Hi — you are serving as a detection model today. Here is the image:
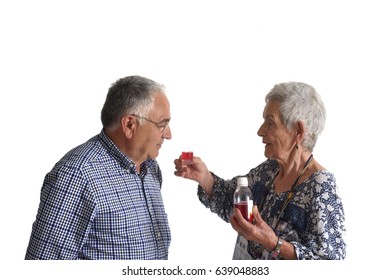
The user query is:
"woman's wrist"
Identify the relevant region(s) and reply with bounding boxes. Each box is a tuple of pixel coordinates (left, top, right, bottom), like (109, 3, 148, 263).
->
(199, 172, 215, 196)
(271, 237, 283, 258)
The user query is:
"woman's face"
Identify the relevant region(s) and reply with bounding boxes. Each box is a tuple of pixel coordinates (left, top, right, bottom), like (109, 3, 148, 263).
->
(257, 100, 296, 161)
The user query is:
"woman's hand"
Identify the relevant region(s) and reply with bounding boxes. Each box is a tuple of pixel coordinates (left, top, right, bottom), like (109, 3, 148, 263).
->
(174, 155, 214, 195)
(230, 205, 278, 252)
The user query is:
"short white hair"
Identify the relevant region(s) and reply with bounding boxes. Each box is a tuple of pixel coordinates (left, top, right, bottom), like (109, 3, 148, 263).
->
(265, 82, 326, 152)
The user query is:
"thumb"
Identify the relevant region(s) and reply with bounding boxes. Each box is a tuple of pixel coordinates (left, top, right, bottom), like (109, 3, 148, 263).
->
(252, 205, 262, 224)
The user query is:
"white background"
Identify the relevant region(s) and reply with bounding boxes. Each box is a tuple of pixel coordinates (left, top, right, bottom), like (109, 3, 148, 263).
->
(1, 0, 389, 279)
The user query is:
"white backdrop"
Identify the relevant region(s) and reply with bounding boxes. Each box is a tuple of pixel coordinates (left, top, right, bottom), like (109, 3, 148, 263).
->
(1, 0, 388, 279)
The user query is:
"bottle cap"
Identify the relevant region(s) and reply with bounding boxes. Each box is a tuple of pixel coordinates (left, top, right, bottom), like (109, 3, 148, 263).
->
(237, 176, 248, 187)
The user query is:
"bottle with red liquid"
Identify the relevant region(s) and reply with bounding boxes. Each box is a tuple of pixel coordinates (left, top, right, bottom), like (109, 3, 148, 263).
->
(233, 176, 253, 223)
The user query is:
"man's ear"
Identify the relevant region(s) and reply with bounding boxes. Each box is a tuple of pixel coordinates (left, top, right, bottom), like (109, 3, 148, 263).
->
(121, 115, 136, 139)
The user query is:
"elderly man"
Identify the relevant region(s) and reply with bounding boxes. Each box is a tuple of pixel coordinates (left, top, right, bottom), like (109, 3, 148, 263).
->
(26, 75, 172, 259)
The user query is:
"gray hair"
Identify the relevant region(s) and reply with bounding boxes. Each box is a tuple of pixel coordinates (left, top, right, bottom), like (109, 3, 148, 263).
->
(101, 75, 165, 129)
(265, 82, 326, 152)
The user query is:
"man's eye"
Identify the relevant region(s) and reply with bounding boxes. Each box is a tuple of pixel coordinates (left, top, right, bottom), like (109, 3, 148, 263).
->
(159, 121, 169, 127)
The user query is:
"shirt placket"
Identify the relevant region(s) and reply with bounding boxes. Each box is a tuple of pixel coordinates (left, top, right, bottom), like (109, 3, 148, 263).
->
(139, 167, 167, 259)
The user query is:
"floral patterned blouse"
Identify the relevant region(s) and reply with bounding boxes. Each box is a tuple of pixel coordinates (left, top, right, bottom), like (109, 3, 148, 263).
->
(198, 159, 346, 260)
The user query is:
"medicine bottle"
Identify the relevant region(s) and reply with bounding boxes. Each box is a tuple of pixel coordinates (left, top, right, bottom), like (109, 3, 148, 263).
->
(233, 176, 253, 222)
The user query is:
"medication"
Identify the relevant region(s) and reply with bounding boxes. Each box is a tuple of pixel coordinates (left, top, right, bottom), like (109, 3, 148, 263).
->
(233, 177, 253, 222)
(181, 151, 193, 164)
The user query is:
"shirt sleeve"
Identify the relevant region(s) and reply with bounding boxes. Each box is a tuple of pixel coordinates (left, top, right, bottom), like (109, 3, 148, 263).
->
(197, 160, 278, 223)
(25, 164, 95, 259)
(291, 173, 347, 260)
(197, 172, 236, 223)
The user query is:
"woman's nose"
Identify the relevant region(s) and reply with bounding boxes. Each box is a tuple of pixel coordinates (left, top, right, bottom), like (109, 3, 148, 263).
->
(257, 123, 265, 137)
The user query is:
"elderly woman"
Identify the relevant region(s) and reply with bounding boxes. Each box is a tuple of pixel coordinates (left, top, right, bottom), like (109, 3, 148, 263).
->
(174, 82, 346, 260)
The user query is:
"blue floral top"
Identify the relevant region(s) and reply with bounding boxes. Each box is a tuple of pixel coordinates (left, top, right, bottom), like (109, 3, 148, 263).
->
(198, 159, 346, 260)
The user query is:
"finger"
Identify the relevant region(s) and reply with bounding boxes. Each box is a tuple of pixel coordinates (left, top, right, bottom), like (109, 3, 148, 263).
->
(174, 162, 188, 171)
(174, 170, 184, 177)
(230, 213, 242, 232)
(174, 158, 185, 167)
(234, 207, 247, 225)
(187, 156, 201, 166)
(252, 206, 262, 224)
(231, 212, 250, 238)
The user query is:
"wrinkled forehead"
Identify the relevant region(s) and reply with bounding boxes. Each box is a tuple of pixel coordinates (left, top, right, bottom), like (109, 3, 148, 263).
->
(263, 100, 280, 118)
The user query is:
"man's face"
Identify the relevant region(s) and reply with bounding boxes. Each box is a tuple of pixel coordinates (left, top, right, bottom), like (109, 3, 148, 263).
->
(136, 92, 172, 161)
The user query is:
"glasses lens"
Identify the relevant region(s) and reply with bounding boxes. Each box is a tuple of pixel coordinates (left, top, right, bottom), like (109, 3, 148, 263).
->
(160, 125, 167, 133)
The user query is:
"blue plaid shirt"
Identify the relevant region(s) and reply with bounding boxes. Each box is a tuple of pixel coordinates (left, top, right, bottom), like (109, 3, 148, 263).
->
(25, 130, 171, 259)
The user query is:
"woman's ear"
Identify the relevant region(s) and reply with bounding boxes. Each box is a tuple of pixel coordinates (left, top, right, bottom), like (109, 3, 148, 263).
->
(295, 120, 306, 145)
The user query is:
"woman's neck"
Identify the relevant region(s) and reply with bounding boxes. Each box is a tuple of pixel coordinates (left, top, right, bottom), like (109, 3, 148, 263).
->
(278, 151, 312, 178)
(274, 151, 313, 192)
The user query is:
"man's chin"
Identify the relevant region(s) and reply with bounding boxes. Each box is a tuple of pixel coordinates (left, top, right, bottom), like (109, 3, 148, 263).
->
(147, 151, 159, 160)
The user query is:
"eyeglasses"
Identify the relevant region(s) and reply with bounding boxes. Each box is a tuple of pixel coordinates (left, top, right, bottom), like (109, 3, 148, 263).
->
(130, 114, 170, 133)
